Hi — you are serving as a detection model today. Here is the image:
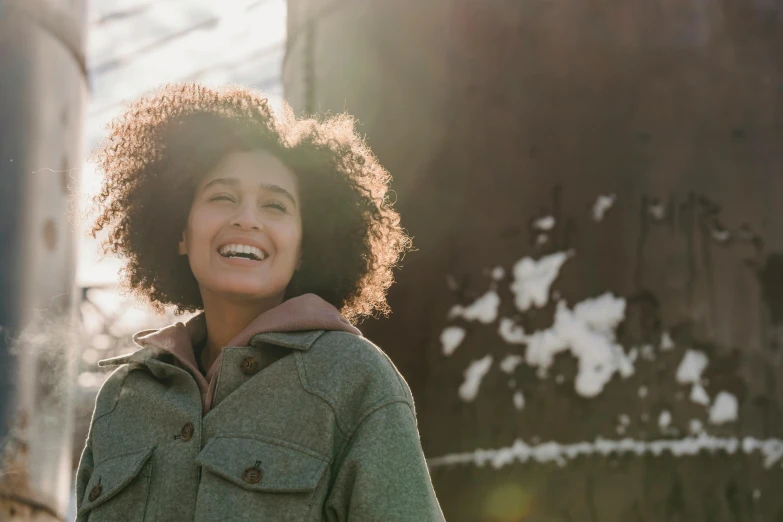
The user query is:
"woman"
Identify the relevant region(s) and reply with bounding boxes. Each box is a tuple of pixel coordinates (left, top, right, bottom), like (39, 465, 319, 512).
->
(75, 83, 445, 521)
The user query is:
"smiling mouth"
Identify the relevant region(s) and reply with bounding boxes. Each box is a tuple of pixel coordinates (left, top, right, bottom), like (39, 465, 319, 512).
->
(218, 244, 268, 261)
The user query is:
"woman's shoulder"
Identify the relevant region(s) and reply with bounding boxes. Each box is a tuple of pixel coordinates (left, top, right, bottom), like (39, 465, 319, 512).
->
(298, 331, 415, 430)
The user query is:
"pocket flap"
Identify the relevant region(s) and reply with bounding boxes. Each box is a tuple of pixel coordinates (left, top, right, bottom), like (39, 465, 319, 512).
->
(197, 436, 328, 493)
(78, 446, 154, 515)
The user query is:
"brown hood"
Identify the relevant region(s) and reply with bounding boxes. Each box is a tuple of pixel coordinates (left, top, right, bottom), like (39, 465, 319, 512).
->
(131, 293, 361, 412)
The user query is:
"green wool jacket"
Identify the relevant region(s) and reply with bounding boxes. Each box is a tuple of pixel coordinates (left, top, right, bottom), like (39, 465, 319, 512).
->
(74, 329, 446, 521)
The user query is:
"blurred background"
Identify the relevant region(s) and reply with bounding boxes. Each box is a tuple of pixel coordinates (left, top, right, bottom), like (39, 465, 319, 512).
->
(1, 0, 783, 520)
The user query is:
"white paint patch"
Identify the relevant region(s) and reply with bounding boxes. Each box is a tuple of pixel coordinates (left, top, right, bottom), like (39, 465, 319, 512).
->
(498, 318, 526, 344)
(427, 435, 783, 470)
(450, 290, 501, 324)
(533, 216, 556, 230)
(500, 354, 524, 374)
(640, 344, 656, 361)
(536, 234, 548, 245)
(491, 266, 505, 281)
(660, 331, 675, 350)
(709, 392, 739, 424)
(658, 410, 672, 430)
(592, 194, 617, 221)
(523, 293, 629, 397)
(445, 274, 459, 290)
(691, 383, 711, 405)
(618, 414, 631, 426)
(689, 419, 703, 434)
(676, 350, 709, 384)
(511, 252, 570, 312)
(440, 327, 466, 356)
(513, 391, 525, 410)
(459, 355, 493, 402)
(638, 385, 648, 398)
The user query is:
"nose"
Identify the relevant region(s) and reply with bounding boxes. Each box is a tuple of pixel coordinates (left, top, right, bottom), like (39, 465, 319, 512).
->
(230, 201, 263, 231)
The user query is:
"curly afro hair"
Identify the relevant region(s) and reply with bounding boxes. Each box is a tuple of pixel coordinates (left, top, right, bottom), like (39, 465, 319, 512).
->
(90, 82, 412, 323)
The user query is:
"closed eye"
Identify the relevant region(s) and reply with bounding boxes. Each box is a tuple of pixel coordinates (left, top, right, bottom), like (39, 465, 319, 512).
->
(209, 193, 236, 203)
(264, 202, 287, 212)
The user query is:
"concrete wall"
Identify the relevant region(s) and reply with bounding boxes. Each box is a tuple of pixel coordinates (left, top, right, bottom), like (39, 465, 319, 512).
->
(283, 0, 783, 520)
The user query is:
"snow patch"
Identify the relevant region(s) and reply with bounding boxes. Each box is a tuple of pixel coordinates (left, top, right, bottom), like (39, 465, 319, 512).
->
(449, 290, 500, 324)
(440, 327, 466, 356)
(428, 435, 783, 470)
(592, 194, 616, 221)
(500, 355, 523, 374)
(459, 355, 493, 402)
(498, 318, 526, 344)
(660, 331, 675, 350)
(533, 216, 556, 230)
(690, 384, 711, 405)
(510, 252, 570, 312)
(676, 350, 709, 384)
(709, 392, 739, 424)
(658, 410, 672, 430)
(523, 293, 629, 397)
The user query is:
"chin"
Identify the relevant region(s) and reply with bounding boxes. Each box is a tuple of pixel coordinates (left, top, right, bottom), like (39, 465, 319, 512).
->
(216, 284, 285, 303)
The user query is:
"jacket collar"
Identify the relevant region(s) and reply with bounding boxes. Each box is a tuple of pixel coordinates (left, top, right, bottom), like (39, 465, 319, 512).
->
(99, 329, 328, 368)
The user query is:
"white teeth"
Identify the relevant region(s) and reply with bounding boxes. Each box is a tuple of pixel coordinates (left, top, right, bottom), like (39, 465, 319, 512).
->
(219, 244, 266, 260)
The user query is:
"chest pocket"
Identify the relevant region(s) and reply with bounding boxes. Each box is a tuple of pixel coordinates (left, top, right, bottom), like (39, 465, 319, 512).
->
(77, 447, 154, 522)
(195, 436, 329, 522)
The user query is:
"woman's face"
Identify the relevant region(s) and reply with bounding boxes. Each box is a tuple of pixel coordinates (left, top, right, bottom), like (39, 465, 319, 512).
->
(179, 149, 302, 306)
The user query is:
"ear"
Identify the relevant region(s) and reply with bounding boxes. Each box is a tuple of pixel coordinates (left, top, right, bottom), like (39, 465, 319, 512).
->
(178, 234, 187, 256)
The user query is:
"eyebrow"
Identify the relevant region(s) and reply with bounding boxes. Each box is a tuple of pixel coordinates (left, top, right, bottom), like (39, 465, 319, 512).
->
(202, 177, 297, 207)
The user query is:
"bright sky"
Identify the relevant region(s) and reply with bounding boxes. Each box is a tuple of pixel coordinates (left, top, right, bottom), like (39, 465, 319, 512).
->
(77, 0, 287, 286)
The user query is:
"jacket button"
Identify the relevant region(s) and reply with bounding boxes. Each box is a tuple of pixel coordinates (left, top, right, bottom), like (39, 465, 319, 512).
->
(180, 422, 194, 441)
(242, 467, 262, 484)
(88, 484, 102, 501)
(240, 356, 259, 375)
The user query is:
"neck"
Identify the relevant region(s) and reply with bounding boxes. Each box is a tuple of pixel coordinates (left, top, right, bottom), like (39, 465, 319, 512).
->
(199, 291, 284, 371)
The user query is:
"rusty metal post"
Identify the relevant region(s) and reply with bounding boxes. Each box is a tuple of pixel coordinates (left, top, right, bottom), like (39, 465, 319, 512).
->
(0, 0, 87, 520)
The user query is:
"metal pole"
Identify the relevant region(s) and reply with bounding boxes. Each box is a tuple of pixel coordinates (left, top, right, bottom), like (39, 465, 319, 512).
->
(0, 0, 87, 519)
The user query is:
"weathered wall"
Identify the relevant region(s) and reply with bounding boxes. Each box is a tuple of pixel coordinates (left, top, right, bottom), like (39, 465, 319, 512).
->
(283, 0, 783, 520)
